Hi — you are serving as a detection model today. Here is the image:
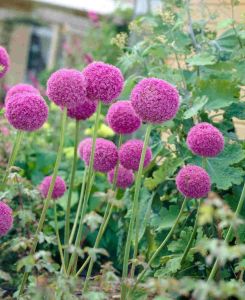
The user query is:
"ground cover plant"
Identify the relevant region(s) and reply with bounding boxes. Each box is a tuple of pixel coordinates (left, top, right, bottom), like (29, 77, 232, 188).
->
(0, 1, 245, 299)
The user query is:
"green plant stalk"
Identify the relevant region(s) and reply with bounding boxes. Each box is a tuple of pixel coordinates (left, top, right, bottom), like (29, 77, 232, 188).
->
(2, 130, 24, 185)
(64, 119, 80, 268)
(67, 101, 102, 275)
(54, 202, 67, 275)
(121, 124, 152, 300)
(82, 135, 122, 291)
(18, 107, 67, 297)
(134, 197, 188, 288)
(180, 199, 200, 265)
(208, 182, 245, 281)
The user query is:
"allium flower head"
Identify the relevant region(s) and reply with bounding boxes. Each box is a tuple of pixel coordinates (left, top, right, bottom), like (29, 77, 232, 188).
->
(108, 165, 134, 189)
(78, 138, 92, 159)
(39, 176, 66, 200)
(0, 46, 10, 78)
(176, 165, 211, 198)
(83, 61, 124, 104)
(187, 122, 224, 157)
(67, 98, 97, 121)
(0, 202, 13, 237)
(6, 84, 39, 101)
(130, 78, 180, 124)
(119, 139, 152, 171)
(47, 69, 87, 108)
(5, 92, 48, 131)
(83, 138, 118, 173)
(106, 101, 141, 134)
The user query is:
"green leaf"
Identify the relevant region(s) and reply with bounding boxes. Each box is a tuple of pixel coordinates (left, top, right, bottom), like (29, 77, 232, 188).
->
(217, 18, 234, 30)
(151, 205, 179, 231)
(186, 52, 217, 66)
(183, 96, 208, 119)
(225, 102, 245, 120)
(154, 256, 182, 277)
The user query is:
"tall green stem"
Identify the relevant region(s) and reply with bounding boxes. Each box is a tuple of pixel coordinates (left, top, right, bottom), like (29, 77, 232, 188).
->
(2, 130, 24, 185)
(208, 182, 245, 281)
(18, 107, 67, 297)
(121, 124, 152, 299)
(67, 101, 102, 275)
(64, 120, 80, 267)
(134, 197, 188, 289)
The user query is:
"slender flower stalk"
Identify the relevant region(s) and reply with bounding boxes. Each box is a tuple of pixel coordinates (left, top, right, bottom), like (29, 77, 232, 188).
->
(121, 124, 152, 299)
(64, 120, 80, 267)
(2, 130, 24, 185)
(18, 107, 67, 296)
(67, 101, 102, 275)
(208, 182, 245, 281)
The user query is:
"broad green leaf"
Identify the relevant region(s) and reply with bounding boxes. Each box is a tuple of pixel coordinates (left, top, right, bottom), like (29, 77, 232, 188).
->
(183, 96, 208, 119)
(217, 18, 234, 30)
(224, 102, 245, 120)
(154, 256, 182, 277)
(186, 52, 217, 66)
(151, 205, 179, 231)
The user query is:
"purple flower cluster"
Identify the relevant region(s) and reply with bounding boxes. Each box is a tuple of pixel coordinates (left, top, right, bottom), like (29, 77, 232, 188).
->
(5, 92, 48, 131)
(130, 78, 180, 124)
(67, 99, 97, 121)
(78, 138, 92, 160)
(176, 165, 211, 199)
(83, 61, 124, 104)
(82, 138, 118, 173)
(106, 101, 141, 134)
(6, 84, 39, 101)
(187, 122, 224, 157)
(47, 69, 87, 108)
(0, 202, 13, 237)
(0, 46, 10, 78)
(119, 139, 152, 171)
(108, 165, 134, 189)
(39, 176, 66, 200)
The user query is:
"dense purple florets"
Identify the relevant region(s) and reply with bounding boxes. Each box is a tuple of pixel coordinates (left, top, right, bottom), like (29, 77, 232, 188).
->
(0, 46, 10, 78)
(6, 84, 39, 101)
(106, 101, 141, 134)
(83, 138, 118, 173)
(176, 165, 211, 199)
(0, 202, 13, 237)
(108, 165, 134, 189)
(130, 78, 180, 124)
(67, 99, 97, 121)
(47, 69, 87, 108)
(5, 92, 48, 131)
(119, 139, 152, 171)
(83, 61, 124, 104)
(39, 176, 66, 200)
(78, 138, 92, 159)
(187, 122, 224, 157)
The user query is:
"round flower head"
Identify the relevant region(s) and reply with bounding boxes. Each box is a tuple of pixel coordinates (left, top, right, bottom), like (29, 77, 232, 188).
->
(78, 138, 92, 159)
(67, 98, 97, 121)
(39, 176, 66, 200)
(119, 139, 152, 171)
(187, 122, 224, 157)
(176, 165, 211, 199)
(130, 78, 180, 124)
(106, 101, 141, 134)
(83, 138, 118, 173)
(83, 61, 124, 104)
(6, 84, 39, 101)
(47, 69, 87, 108)
(5, 92, 48, 131)
(108, 165, 134, 189)
(0, 202, 13, 237)
(0, 46, 10, 78)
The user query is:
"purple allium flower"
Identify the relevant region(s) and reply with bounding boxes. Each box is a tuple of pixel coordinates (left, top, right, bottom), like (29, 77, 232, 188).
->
(119, 139, 152, 171)
(0, 46, 10, 78)
(39, 176, 66, 200)
(6, 83, 39, 101)
(67, 98, 97, 121)
(83, 138, 118, 173)
(78, 138, 92, 159)
(5, 92, 48, 131)
(176, 165, 211, 199)
(108, 165, 134, 189)
(106, 101, 141, 134)
(0, 202, 13, 237)
(187, 122, 224, 157)
(130, 78, 180, 124)
(47, 69, 87, 108)
(83, 61, 124, 104)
